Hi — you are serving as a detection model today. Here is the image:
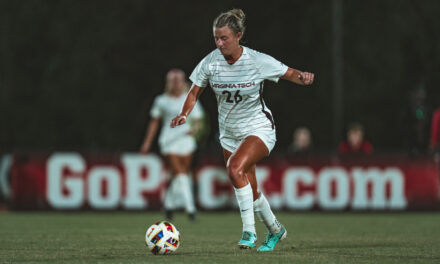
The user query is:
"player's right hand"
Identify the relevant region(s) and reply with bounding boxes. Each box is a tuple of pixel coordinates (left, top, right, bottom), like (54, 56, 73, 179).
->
(170, 115, 187, 128)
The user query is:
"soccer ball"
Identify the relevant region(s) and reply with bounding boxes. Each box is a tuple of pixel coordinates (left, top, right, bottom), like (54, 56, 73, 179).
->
(145, 221, 181, 255)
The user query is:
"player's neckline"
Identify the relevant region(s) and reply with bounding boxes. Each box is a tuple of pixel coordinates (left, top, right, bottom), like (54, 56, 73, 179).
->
(222, 46, 244, 65)
(166, 93, 183, 99)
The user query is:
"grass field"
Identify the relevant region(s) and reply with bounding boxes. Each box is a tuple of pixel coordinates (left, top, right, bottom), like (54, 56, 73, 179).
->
(1, 212, 440, 264)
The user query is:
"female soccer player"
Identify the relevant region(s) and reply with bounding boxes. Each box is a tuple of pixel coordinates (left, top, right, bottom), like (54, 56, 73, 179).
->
(141, 69, 203, 221)
(171, 9, 314, 251)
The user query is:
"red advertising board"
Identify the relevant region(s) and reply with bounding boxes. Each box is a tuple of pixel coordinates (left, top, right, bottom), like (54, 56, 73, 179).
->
(3, 153, 439, 210)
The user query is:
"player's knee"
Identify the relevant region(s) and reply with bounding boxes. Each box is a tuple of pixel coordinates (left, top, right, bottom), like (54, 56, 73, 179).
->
(227, 159, 245, 182)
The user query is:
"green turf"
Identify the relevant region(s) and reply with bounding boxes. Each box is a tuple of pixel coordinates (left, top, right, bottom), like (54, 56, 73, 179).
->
(1, 212, 440, 263)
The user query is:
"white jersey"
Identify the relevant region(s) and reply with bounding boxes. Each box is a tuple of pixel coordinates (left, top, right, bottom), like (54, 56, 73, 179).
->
(150, 93, 203, 147)
(189, 46, 288, 140)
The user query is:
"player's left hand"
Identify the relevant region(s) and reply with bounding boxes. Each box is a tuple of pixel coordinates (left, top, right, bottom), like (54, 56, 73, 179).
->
(299, 72, 314, 85)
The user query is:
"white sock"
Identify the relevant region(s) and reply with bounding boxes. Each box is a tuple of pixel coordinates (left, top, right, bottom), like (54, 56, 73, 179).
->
(164, 178, 177, 210)
(254, 193, 281, 234)
(234, 183, 256, 234)
(176, 173, 196, 214)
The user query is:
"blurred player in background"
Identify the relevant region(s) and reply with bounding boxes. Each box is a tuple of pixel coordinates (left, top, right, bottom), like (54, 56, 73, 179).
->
(141, 69, 203, 221)
(171, 9, 314, 251)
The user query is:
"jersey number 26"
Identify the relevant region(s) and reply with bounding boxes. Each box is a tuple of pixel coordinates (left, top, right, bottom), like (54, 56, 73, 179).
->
(222, 90, 243, 104)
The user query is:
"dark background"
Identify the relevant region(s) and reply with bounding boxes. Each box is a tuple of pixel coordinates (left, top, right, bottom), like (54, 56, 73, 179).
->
(1, 0, 439, 154)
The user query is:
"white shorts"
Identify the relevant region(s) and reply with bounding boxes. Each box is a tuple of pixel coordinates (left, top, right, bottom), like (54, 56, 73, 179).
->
(219, 129, 277, 155)
(159, 135, 196, 156)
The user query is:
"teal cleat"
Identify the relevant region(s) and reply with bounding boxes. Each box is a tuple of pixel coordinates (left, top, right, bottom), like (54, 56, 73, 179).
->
(257, 226, 287, 252)
(237, 231, 257, 249)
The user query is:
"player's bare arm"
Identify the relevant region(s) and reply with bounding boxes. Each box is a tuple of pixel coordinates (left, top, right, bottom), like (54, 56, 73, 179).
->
(281, 68, 315, 85)
(170, 84, 205, 128)
(140, 117, 160, 153)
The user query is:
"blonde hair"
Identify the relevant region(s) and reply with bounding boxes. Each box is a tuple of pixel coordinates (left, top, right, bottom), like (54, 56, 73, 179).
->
(213, 8, 246, 37)
(165, 68, 186, 95)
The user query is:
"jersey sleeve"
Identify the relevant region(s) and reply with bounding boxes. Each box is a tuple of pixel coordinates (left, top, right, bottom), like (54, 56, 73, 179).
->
(190, 100, 204, 119)
(257, 52, 289, 83)
(149, 96, 162, 118)
(189, 55, 211, 88)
